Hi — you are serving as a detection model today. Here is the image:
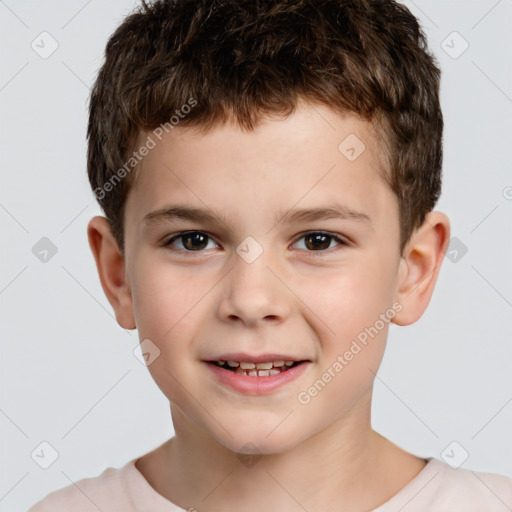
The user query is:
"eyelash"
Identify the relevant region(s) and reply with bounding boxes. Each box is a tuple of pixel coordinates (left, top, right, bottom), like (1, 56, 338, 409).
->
(162, 230, 348, 257)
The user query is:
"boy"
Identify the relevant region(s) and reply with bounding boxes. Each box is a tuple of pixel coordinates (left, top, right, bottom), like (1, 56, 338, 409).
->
(28, 0, 512, 510)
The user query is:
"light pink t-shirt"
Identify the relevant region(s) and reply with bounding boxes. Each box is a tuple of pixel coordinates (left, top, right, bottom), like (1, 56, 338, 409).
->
(28, 456, 512, 511)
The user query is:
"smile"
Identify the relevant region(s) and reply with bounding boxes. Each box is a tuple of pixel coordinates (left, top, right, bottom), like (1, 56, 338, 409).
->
(204, 359, 310, 395)
(210, 360, 300, 376)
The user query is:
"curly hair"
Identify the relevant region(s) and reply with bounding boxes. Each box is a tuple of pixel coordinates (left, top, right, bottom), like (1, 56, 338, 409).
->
(87, 0, 443, 255)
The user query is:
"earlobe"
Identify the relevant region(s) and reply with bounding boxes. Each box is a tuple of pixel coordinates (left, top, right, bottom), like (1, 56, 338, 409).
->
(87, 216, 136, 330)
(392, 211, 450, 326)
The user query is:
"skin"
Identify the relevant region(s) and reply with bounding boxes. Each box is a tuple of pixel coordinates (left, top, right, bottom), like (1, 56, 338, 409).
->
(88, 101, 450, 511)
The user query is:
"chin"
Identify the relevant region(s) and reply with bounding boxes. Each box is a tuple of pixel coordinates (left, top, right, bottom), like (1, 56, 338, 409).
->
(224, 435, 299, 456)
(209, 419, 308, 456)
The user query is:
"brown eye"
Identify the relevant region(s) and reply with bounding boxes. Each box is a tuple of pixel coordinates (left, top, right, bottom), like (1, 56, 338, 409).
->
(304, 233, 332, 250)
(166, 231, 216, 251)
(293, 231, 346, 253)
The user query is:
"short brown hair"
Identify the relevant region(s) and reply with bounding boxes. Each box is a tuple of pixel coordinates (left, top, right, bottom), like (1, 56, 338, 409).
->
(87, 0, 443, 255)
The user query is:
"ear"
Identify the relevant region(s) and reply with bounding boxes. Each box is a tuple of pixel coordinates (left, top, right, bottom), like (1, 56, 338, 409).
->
(392, 211, 450, 326)
(87, 216, 136, 330)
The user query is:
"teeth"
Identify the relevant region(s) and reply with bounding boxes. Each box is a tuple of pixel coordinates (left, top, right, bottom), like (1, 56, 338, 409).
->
(216, 359, 301, 376)
(235, 367, 281, 377)
(218, 360, 296, 367)
(255, 362, 273, 370)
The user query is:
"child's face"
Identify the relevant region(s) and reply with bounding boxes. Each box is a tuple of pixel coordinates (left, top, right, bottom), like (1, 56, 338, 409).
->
(122, 103, 403, 453)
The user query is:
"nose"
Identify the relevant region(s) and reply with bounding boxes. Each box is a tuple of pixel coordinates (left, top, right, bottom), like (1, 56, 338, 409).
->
(216, 248, 292, 328)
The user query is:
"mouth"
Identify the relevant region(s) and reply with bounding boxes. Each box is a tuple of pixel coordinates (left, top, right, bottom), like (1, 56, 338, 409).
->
(203, 353, 312, 394)
(206, 359, 305, 377)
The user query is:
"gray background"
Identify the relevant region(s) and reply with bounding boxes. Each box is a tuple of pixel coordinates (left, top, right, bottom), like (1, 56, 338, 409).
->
(1, 0, 511, 510)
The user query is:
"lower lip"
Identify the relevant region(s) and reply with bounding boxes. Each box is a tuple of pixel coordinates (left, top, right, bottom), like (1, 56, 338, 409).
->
(204, 362, 310, 395)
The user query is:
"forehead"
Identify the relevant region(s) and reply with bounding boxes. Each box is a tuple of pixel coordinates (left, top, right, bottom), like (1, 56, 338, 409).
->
(124, 104, 395, 231)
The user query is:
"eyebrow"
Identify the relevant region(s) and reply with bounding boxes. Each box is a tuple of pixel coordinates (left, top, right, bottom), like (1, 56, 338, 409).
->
(142, 203, 372, 228)
(143, 205, 228, 225)
(273, 205, 372, 227)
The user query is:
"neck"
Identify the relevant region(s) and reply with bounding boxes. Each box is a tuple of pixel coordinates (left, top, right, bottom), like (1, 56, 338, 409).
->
(138, 394, 426, 512)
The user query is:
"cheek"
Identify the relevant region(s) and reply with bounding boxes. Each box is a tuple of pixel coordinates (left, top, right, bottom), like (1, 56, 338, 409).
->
(298, 263, 394, 394)
(303, 263, 395, 337)
(129, 266, 204, 404)
(130, 262, 205, 341)
(294, 272, 391, 423)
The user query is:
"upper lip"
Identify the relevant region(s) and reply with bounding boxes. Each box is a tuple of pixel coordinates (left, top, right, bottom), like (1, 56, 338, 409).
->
(205, 353, 310, 363)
